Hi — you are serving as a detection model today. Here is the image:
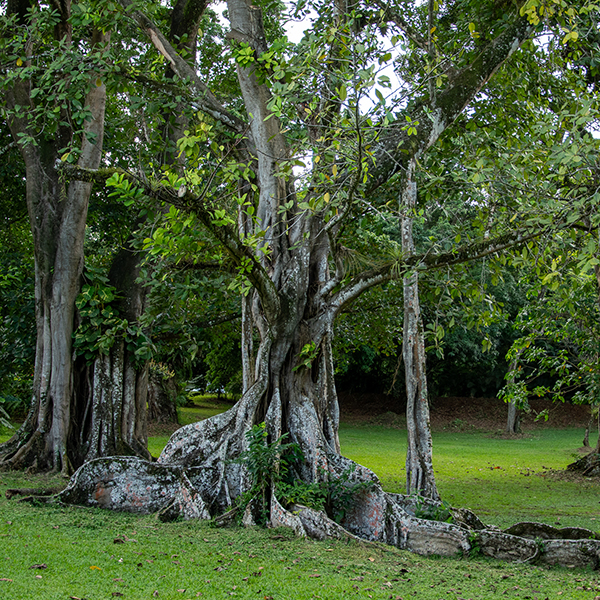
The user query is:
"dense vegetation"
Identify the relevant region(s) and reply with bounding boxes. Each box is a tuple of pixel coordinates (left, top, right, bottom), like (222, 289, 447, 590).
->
(0, 0, 599, 555)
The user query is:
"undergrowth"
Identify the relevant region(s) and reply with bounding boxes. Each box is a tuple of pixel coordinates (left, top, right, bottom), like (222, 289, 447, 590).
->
(231, 424, 374, 526)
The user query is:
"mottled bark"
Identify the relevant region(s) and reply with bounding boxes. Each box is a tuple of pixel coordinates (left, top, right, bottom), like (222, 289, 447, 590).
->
(0, 8, 109, 472)
(147, 373, 179, 424)
(401, 158, 439, 500)
(48, 455, 600, 568)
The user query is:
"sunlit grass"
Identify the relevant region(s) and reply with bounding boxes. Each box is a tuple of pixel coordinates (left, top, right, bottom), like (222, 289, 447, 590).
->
(1, 404, 600, 598)
(340, 424, 599, 530)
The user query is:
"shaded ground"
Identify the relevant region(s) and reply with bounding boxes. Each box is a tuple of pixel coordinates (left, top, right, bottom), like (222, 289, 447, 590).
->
(149, 393, 592, 437)
(337, 392, 592, 432)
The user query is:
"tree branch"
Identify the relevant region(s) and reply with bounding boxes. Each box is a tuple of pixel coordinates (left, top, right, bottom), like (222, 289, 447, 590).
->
(370, 0, 429, 51)
(367, 12, 533, 192)
(57, 162, 282, 322)
(115, 0, 246, 134)
(327, 221, 563, 316)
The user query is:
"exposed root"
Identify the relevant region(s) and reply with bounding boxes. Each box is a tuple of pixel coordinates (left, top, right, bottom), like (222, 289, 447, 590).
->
(567, 450, 600, 477)
(5, 487, 64, 500)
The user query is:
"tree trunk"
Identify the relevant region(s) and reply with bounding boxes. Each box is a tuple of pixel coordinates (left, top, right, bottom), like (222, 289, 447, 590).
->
(4, 0, 210, 471)
(0, 23, 109, 473)
(147, 372, 179, 424)
(506, 398, 521, 434)
(505, 356, 522, 434)
(401, 158, 439, 500)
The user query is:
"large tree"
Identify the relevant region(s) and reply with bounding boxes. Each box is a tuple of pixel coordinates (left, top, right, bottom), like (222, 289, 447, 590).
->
(0, 0, 212, 472)
(64, 0, 534, 504)
(0, 1, 111, 473)
(23, 0, 600, 566)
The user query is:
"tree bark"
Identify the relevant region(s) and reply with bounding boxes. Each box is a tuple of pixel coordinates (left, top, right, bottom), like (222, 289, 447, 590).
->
(147, 372, 179, 424)
(401, 158, 439, 500)
(505, 358, 522, 434)
(77, 0, 210, 455)
(0, 9, 109, 472)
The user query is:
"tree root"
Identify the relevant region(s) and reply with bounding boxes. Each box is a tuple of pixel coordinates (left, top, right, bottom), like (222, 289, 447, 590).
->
(5, 487, 64, 500)
(15, 450, 599, 570)
(567, 450, 600, 477)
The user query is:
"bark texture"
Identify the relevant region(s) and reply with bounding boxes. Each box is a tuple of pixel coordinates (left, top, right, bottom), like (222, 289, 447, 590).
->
(47, 452, 600, 569)
(0, 5, 109, 472)
(147, 373, 179, 424)
(401, 158, 439, 500)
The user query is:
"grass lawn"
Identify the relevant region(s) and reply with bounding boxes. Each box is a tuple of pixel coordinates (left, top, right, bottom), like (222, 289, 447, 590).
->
(0, 403, 599, 598)
(1, 471, 599, 600)
(340, 424, 600, 530)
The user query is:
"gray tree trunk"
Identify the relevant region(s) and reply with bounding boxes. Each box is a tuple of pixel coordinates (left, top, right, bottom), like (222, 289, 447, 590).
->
(0, 12, 109, 472)
(505, 356, 522, 434)
(401, 158, 439, 500)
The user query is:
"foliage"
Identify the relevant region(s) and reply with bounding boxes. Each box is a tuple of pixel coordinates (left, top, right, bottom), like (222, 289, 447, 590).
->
(0, 122, 33, 410)
(231, 423, 374, 525)
(0, 398, 14, 433)
(229, 423, 303, 525)
(73, 266, 153, 365)
(413, 495, 454, 524)
(500, 258, 600, 411)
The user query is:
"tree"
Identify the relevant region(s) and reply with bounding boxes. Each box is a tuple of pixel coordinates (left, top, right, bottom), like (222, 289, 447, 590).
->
(0, 0, 221, 471)
(61, 0, 538, 512)
(0, 1, 110, 473)
(20, 0, 600, 565)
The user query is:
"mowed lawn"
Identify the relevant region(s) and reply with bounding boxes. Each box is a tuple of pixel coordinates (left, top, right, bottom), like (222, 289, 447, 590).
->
(339, 423, 599, 530)
(0, 406, 599, 599)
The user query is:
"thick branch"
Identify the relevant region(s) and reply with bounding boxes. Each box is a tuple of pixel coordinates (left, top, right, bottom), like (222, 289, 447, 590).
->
(368, 13, 533, 191)
(58, 162, 281, 323)
(328, 223, 554, 316)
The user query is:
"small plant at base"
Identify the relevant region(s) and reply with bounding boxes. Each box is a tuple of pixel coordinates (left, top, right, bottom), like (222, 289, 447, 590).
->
(229, 423, 302, 526)
(534, 537, 546, 555)
(275, 479, 327, 511)
(468, 531, 482, 557)
(324, 465, 375, 524)
(414, 495, 454, 524)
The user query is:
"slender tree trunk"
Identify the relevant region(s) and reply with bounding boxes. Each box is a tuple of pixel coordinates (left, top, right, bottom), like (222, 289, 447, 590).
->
(505, 358, 522, 434)
(401, 158, 439, 500)
(582, 409, 592, 447)
(506, 398, 521, 435)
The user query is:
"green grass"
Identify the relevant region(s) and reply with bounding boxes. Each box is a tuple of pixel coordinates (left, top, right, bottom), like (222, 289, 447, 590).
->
(340, 424, 600, 530)
(1, 408, 600, 598)
(0, 471, 599, 599)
